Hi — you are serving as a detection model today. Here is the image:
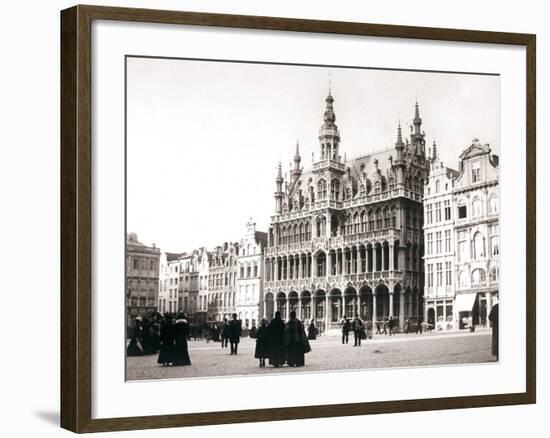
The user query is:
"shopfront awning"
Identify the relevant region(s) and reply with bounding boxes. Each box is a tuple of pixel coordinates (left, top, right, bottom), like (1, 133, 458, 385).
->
(455, 293, 477, 312)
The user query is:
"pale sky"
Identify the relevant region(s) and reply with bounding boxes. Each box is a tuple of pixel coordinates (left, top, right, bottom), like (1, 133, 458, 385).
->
(126, 57, 499, 253)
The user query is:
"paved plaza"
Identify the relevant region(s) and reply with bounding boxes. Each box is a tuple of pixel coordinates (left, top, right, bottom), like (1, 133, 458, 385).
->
(126, 329, 496, 381)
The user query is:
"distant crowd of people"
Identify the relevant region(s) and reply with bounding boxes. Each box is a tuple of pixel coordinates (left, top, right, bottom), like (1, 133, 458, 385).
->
(127, 310, 316, 368)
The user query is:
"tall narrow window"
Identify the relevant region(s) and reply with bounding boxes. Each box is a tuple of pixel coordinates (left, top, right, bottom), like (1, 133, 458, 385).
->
(445, 261, 452, 286)
(427, 264, 433, 287)
(436, 262, 443, 286)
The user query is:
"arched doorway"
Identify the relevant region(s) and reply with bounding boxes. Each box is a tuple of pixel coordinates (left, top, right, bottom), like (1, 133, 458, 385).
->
(375, 283, 390, 322)
(276, 291, 287, 320)
(359, 285, 373, 321)
(300, 290, 312, 321)
(264, 291, 274, 320)
(288, 291, 299, 314)
(344, 286, 357, 317)
(427, 307, 436, 327)
(314, 289, 326, 333)
(329, 288, 343, 324)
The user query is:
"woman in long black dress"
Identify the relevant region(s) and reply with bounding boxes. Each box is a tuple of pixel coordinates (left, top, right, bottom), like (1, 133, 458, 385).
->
(267, 311, 286, 367)
(157, 315, 174, 366)
(307, 319, 317, 340)
(254, 319, 268, 367)
(172, 313, 192, 366)
(127, 317, 143, 357)
(285, 311, 306, 367)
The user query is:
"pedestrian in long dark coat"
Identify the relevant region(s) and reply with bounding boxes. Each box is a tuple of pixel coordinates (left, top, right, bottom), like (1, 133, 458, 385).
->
(341, 318, 351, 344)
(157, 315, 174, 366)
(220, 318, 229, 348)
(267, 311, 286, 367)
(228, 313, 242, 355)
(285, 311, 307, 367)
(151, 320, 161, 353)
(141, 317, 154, 355)
(172, 314, 191, 366)
(254, 319, 269, 367)
(307, 319, 317, 340)
(488, 302, 499, 359)
(352, 315, 364, 346)
(127, 318, 143, 357)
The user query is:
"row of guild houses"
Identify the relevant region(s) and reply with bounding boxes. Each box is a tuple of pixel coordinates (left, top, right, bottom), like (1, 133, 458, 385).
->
(155, 220, 268, 330)
(127, 88, 499, 334)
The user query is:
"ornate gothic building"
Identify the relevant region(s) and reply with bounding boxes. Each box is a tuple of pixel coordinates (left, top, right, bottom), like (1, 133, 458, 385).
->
(263, 91, 429, 332)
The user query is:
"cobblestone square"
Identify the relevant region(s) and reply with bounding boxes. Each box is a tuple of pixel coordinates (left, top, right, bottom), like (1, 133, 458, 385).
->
(127, 330, 495, 381)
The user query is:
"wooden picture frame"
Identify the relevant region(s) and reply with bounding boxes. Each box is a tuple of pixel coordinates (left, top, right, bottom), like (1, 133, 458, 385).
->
(60, 4, 536, 433)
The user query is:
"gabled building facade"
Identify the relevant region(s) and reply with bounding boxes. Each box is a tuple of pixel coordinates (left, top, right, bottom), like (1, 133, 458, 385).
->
(423, 144, 459, 330)
(453, 139, 500, 328)
(236, 219, 268, 328)
(126, 233, 161, 328)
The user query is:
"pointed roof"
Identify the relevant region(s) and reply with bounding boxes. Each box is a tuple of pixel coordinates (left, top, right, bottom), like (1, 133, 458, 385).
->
(322, 90, 337, 128)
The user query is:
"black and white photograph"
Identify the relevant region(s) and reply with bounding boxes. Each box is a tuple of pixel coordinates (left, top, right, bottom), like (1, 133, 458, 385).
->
(125, 57, 500, 381)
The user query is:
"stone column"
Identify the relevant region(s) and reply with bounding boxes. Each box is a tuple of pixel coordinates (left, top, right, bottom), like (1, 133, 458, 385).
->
(327, 251, 332, 277)
(372, 292, 377, 330)
(399, 289, 405, 328)
(286, 299, 290, 321)
(325, 295, 330, 332)
(326, 213, 332, 238)
(312, 253, 317, 278)
(389, 242, 394, 271)
(356, 248, 362, 274)
(373, 246, 378, 272)
(297, 296, 302, 320)
(389, 291, 394, 318)
(357, 294, 362, 318)
(298, 255, 302, 280)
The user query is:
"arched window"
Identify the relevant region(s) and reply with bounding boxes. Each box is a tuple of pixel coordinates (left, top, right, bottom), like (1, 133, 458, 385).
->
(388, 178, 395, 191)
(331, 179, 340, 200)
(472, 196, 482, 217)
(298, 223, 304, 242)
(346, 213, 352, 235)
(305, 222, 311, 240)
(473, 231, 485, 259)
(375, 208, 382, 229)
(435, 180, 440, 193)
(309, 186, 315, 203)
(368, 209, 374, 231)
(374, 181, 381, 194)
(317, 179, 327, 199)
(391, 207, 397, 228)
(383, 207, 390, 228)
(471, 268, 486, 284)
(353, 212, 360, 233)
(360, 210, 367, 232)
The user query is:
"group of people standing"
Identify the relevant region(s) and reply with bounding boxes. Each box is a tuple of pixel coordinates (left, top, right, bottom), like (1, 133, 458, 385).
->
(218, 314, 244, 355)
(253, 311, 312, 368)
(340, 315, 367, 346)
(156, 313, 192, 366)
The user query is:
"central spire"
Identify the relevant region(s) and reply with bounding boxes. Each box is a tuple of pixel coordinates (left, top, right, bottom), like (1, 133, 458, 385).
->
(323, 91, 336, 128)
(318, 85, 341, 162)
